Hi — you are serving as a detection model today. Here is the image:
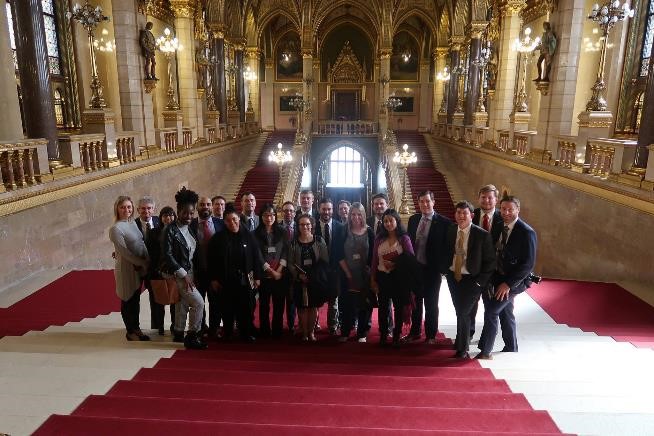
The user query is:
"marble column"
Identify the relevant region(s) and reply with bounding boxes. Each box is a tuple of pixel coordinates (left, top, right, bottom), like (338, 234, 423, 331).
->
(211, 29, 226, 124)
(302, 50, 313, 135)
(488, 0, 525, 140)
(0, 3, 23, 141)
(635, 57, 654, 168)
(532, 0, 585, 152)
(112, 0, 153, 146)
(11, 0, 58, 159)
(172, 1, 200, 139)
(245, 47, 260, 122)
(447, 43, 461, 124)
(235, 44, 245, 123)
(260, 58, 274, 130)
(418, 60, 432, 132)
(465, 23, 486, 126)
(379, 48, 391, 134)
(432, 47, 448, 126)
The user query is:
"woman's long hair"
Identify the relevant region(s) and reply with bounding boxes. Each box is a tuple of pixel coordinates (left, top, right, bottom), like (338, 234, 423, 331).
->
(346, 202, 367, 232)
(113, 195, 134, 222)
(377, 208, 407, 239)
(255, 203, 285, 242)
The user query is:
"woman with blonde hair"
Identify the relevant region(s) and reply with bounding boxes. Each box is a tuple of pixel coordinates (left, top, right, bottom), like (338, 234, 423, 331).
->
(109, 195, 150, 341)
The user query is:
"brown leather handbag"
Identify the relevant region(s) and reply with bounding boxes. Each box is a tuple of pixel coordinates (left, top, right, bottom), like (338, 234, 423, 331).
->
(150, 277, 180, 305)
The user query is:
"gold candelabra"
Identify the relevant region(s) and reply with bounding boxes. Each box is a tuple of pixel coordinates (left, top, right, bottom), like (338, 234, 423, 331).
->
(156, 28, 181, 110)
(393, 143, 417, 215)
(435, 67, 450, 114)
(512, 27, 540, 113)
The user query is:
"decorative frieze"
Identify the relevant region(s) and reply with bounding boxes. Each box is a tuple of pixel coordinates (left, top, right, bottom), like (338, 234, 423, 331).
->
(170, 0, 194, 19)
(501, 0, 527, 17)
(521, 0, 557, 24)
(147, 0, 175, 25)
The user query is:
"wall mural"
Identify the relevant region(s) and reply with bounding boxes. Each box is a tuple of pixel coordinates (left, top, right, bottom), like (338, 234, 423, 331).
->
(391, 32, 419, 81)
(276, 32, 302, 81)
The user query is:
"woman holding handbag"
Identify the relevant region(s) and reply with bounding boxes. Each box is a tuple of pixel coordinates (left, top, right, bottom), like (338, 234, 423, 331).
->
(288, 214, 329, 341)
(161, 188, 207, 350)
(254, 204, 289, 338)
(109, 195, 150, 342)
(336, 202, 375, 343)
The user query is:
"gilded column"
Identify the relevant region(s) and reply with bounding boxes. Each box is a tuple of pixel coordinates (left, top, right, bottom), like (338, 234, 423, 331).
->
(210, 27, 227, 124)
(465, 23, 487, 126)
(432, 47, 448, 126)
(171, 0, 200, 139)
(379, 48, 392, 134)
(11, 0, 59, 159)
(302, 49, 313, 135)
(235, 42, 246, 123)
(488, 0, 526, 140)
(447, 41, 462, 124)
(245, 47, 261, 122)
(0, 3, 22, 141)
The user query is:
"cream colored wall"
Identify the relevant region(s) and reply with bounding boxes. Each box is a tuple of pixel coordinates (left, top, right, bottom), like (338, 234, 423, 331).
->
(149, 18, 176, 128)
(524, 17, 547, 131)
(440, 142, 654, 287)
(0, 138, 258, 291)
(95, 0, 122, 130)
(274, 83, 302, 130)
(389, 84, 419, 130)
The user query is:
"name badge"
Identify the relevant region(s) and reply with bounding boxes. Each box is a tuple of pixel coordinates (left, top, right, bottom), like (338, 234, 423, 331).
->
(303, 259, 313, 266)
(352, 254, 361, 260)
(267, 246, 276, 253)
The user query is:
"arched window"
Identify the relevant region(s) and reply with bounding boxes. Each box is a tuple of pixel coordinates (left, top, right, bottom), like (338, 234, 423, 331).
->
(328, 146, 362, 187)
(5, 1, 17, 71)
(640, 0, 654, 76)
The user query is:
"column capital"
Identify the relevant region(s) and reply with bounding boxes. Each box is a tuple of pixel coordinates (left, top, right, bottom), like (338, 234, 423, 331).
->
(501, 0, 527, 17)
(208, 24, 225, 39)
(379, 48, 392, 59)
(302, 48, 313, 58)
(432, 46, 449, 59)
(467, 21, 488, 40)
(232, 39, 246, 51)
(449, 36, 465, 51)
(245, 47, 261, 59)
(170, 0, 194, 18)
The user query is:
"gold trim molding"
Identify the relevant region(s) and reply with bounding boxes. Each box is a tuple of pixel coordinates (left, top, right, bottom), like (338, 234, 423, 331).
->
(147, 0, 175, 25)
(521, 0, 557, 23)
(501, 0, 527, 17)
(432, 46, 449, 59)
(578, 120, 612, 128)
(170, 0, 194, 18)
(467, 21, 488, 39)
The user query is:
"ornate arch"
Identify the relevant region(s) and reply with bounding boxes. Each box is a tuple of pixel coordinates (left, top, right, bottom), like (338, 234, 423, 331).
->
(393, 8, 438, 37)
(328, 41, 365, 83)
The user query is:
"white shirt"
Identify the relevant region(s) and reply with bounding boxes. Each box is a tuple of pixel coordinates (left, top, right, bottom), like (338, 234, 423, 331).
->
(175, 223, 197, 278)
(377, 239, 404, 273)
(450, 222, 471, 275)
(480, 210, 494, 230)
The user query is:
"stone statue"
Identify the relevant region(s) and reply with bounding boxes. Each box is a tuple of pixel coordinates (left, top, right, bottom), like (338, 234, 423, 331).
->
(196, 43, 210, 89)
(534, 22, 557, 82)
(139, 22, 158, 80)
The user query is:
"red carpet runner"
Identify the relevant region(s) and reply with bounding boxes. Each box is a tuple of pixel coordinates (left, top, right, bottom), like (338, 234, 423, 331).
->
(0, 270, 118, 338)
(235, 131, 296, 213)
(396, 131, 455, 220)
(528, 279, 654, 349)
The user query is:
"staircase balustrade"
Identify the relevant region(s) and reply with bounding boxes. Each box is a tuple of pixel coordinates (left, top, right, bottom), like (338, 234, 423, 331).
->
(315, 120, 378, 136)
(0, 139, 47, 191)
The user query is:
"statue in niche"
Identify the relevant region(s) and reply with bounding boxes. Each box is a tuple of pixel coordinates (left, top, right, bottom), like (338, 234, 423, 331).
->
(139, 22, 158, 80)
(533, 22, 557, 82)
(196, 42, 211, 89)
(487, 43, 498, 91)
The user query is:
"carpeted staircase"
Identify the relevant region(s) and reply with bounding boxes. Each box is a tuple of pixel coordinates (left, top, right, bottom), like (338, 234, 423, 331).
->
(396, 131, 455, 220)
(234, 130, 296, 213)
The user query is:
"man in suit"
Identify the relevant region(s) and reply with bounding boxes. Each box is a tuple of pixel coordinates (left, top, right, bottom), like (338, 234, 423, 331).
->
(240, 192, 259, 231)
(367, 193, 388, 236)
(211, 195, 226, 220)
(280, 200, 297, 332)
(294, 189, 319, 224)
(191, 196, 225, 338)
(407, 190, 451, 344)
(444, 201, 496, 358)
(314, 197, 346, 335)
(477, 195, 537, 360)
(134, 196, 163, 334)
(469, 184, 503, 338)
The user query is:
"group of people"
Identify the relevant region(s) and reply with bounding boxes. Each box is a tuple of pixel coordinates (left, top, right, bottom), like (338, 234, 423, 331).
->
(109, 185, 537, 359)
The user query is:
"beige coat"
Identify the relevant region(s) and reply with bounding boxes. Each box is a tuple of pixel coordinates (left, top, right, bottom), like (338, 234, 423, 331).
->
(109, 220, 149, 301)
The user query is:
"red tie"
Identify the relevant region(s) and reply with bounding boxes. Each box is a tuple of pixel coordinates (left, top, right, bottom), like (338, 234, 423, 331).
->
(482, 214, 490, 232)
(201, 220, 211, 243)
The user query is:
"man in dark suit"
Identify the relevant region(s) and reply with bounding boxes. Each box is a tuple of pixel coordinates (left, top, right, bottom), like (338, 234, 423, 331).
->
(294, 189, 319, 224)
(367, 193, 389, 236)
(477, 195, 537, 360)
(240, 192, 259, 231)
(280, 201, 297, 332)
(191, 196, 225, 337)
(444, 201, 496, 358)
(314, 197, 346, 335)
(469, 184, 503, 338)
(407, 190, 451, 344)
(134, 196, 163, 334)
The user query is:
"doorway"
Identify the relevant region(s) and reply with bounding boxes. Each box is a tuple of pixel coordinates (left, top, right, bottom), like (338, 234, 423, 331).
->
(331, 90, 360, 120)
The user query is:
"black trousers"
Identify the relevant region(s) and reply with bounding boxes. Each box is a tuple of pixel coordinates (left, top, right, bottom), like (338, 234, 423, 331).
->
(258, 278, 286, 336)
(121, 289, 141, 334)
(376, 271, 403, 340)
(410, 266, 442, 339)
(221, 285, 255, 339)
(446, 273, 483, 353)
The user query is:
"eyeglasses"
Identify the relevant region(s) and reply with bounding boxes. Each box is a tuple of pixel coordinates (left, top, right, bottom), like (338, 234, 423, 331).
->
(299, 223, 312, 227)
(283, 209, 294, 213)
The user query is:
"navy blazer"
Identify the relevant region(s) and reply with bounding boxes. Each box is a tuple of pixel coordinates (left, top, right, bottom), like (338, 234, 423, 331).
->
(444, 223, 496, 287)
(497, 218, 537, 294)
(190, 216, 224, 236)
(472, 208, 503, 245)
(407, 212, 451, 271)
(135, 216, 160, 235)
(314, 218, 346, 268)
(366, 215, 384, 236)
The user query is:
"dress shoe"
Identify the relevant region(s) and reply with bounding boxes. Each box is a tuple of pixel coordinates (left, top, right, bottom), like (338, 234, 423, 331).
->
(475, 352, 493, 360)
(338, 336, 348, 343)
(184, 332, 208, 350)
(501, 346, 517, 352)
(392, 337, 401, 349)
(454, 351, 470, 359)
(133, 330, 150, 341)
(172, 331, 185, 343)
(425, 338, 436, 345)
(357, 337, 367, 343)
(125, 332, 140, 341)
(329, 328, 339, 336)
(308, 334, 317, 342)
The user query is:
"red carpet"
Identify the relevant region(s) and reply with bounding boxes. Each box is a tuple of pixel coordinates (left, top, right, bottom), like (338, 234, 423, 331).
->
(33, 291, 566, 435)
(396, 131, 455, 220)
(528, 279, 654, 349)
(0, 270, 118, 338)
(235, 131, 296, 213)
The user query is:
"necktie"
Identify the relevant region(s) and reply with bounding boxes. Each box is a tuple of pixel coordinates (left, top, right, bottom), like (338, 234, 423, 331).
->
(286, 223, 293, 241)
(375, 220, 381, 235)
(201, 220, 211, 243)
(497, 225, 509, 274)
(482, 214, 490, 232)
(249, 217, 254, 231)
(323, 222, 330, 246)
(501, 225, 509, 248)
(417, 217, 428, 239)
(454, 230, 464, 281)
(145, 222, 151, 239)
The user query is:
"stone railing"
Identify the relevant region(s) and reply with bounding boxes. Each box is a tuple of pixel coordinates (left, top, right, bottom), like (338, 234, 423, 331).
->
(497, 130, 510, 153)
(0, 139, 48, 191)
(180, 127, 193, 150)
(473, 127, 488, 147)
(556, 135, 579, 169)
(512, 130, 536, 157)
(157, 128, 178, 153)
(205, 125, 218, 144)
(315, 120, 378, 135)
(59, 133, 106, 171)
(115, 132, 138, 165)
(585, 138, 637, 179)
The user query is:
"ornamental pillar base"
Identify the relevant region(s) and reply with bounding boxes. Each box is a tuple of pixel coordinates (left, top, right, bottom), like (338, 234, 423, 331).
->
(472, 112, 488, 128)
(577, 110, 613, 161)
(82, 109, 116, 165)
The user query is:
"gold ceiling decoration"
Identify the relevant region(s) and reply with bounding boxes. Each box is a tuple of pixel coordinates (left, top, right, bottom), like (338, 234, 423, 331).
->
(521, 0, 557, 24)
(328, 41, 365, 84)
(147, 0, 175, 26)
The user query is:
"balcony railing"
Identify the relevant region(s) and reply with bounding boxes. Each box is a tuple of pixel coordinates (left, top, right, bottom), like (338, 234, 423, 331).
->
(0, 139, 47, 191)
(315, 120, 378, 135)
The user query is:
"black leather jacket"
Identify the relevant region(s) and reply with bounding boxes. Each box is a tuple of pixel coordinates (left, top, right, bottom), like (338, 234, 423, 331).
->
(161, 222, 198, 276)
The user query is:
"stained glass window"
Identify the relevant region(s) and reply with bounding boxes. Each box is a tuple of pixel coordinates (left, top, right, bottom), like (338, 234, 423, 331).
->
(329, 146, 362, 187)
(640, 0, 654, 76)
(41, 0, 54, 14)
(41, 0, 61, 75)
(5, 1, 17, 70)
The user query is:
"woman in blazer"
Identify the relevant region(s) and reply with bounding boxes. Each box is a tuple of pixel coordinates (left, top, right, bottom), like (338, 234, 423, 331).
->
(108, 195, 150, 342)
(370, 209, 415, 347)
(161, 188, 206, 350)
(254, 204, 289, 338)
(288, 214, 329, 341)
